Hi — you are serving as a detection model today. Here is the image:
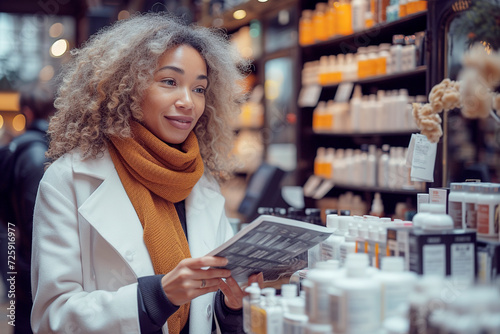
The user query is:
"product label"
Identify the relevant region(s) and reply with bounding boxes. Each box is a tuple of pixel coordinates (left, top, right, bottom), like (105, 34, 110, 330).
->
(477, 204, 490, 234)
(477, 251, 492, 284)
(422, 244, 446, 277)
(388, 239, 398, 256)
(477, 203, 500, 236)
(283, 319, 306, 334)
(465, 202, 477, 228)
(451, 243, 474, 282)
(410, 134, 437, 182)
(449, 201, 463, 229)
(397, 230, 410, 270)
(266, 307, 284, 334)
(329, 289, 343, 333)
(320, 241, 334, 261)
(251, 305, 265, 334)
(311, 281, 333, 324)
(382, 282, 412, 319)
(344, 288, 381, 332)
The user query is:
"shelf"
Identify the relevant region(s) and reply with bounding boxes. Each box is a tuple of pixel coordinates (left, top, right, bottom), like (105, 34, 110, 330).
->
(234, 126, 264, 132)
(301, 11, 427, 57)
(330, 183, 421, 195)
(319, 66, 427, 90)
(306, 128, 417, 137)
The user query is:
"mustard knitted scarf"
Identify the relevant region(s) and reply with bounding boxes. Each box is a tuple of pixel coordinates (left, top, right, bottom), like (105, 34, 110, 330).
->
(108, 121, 204, 333)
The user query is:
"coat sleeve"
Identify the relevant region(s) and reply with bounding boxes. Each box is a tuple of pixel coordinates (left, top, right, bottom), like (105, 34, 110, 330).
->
(31, 176, 141, 334)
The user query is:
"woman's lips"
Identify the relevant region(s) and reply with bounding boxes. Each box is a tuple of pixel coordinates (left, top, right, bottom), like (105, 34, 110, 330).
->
(165, 116, 193, 130)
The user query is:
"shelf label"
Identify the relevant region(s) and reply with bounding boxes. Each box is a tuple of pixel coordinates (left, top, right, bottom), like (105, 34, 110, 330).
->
(409, 134, 437, 182)
(298, 84, 322, 107)
(334, 82, 354, 103)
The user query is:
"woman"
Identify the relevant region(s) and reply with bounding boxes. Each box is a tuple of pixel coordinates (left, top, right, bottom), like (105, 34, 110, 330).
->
(31, 13, 262, 334)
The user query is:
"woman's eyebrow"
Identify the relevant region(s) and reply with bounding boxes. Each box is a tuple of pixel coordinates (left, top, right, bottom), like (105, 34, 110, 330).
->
(157, 65, 208, 82)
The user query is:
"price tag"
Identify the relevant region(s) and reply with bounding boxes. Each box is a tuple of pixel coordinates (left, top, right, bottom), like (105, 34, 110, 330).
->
(298, 84, 322, 107)
(334, 82, 354, 103)
(410, 134, 437, 182)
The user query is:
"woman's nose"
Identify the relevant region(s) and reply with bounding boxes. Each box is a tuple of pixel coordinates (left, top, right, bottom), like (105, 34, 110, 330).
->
(175, 87, 194, 110)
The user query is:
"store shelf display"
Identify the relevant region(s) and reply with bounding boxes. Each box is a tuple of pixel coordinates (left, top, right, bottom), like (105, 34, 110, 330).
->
(297, 1, 429, 216)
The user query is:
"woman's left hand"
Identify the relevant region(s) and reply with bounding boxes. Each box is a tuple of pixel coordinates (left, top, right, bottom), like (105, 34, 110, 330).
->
(219, 272, 264, 310)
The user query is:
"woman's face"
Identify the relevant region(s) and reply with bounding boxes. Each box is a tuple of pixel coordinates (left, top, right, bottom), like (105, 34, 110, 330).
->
(141, 44, 208, 144)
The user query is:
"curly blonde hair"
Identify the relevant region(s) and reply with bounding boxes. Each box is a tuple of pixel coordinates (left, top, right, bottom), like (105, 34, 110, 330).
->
(48, 13, 249, 180)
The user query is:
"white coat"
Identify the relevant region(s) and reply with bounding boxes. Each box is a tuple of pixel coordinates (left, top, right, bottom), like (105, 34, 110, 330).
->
(31, 149, 234, 334)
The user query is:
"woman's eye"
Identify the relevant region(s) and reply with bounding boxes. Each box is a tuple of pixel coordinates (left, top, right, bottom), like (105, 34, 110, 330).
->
(194, 87, 206, 94)
(162, 79, 176, 86)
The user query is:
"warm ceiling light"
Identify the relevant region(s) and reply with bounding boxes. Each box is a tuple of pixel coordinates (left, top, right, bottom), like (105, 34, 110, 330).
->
(39, 65, 55, 82)
(13, 114, 26, 132)
(49, 22, 64, 38)
(258, 0, 268, 2)
(233, 9, 247, 20)
(50, 39, 69, 57)
(118, 10, 130, 20)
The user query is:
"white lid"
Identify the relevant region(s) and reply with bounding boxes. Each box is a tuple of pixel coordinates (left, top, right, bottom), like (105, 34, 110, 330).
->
(345, 253, 369, 268)
(338, 216, 352, 232)
(262, 287, 276, 298)
(381, 256, 404, 272)
(286, 297, 305, 315)
(281, 284, 297, 299)
(245, 282, 261, 300)
(244, 282, 260, 294)
(383, 317, 409, 334)
(315, 261, 339, 271)
(326, 214, 339, 229)
(419, 203, 445, 214)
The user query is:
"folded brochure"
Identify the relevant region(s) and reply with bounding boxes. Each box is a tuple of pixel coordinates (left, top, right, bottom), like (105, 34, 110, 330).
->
(206, 214, 334, 282)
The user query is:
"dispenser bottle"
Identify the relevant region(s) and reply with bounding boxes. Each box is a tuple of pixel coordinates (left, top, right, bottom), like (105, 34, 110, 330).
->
(329, 253, 381, 334)
(375, 256, 417, 319)
(244, 283, 261, 334)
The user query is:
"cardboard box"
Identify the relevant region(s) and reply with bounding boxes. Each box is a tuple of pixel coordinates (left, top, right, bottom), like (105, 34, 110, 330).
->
(387, 227, 412, 270)
(388, 227, 477, 281)
(408, 229, 476, 282)
(428, 187, 450, 213)
(476, 237, 500, 284)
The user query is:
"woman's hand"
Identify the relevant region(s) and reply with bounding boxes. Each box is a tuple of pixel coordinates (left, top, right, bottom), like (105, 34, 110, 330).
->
(219, 272, 264, 310)
(161, 256, 231, 306)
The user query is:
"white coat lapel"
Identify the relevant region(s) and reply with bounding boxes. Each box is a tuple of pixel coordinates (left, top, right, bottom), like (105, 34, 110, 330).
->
(185, 174, 226, 258)
(78, 169, 154, 278)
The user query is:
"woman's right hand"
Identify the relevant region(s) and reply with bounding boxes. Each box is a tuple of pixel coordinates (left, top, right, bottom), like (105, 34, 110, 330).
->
(161, 256, 231, 306)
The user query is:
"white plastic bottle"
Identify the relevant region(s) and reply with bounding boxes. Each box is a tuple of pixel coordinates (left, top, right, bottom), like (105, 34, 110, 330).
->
(329, 253, 381, 334)
(420, 203, 454, 230)
(283, 297, 308, 334)
(243, 283, 261, 334)
(331, 215, 350, 261)
(367, 145, 377, 187)
(260, 288, 284, 334)
(388, 147, 398, 189)
(281, 283, 299, 312)
(390, 35, 404, 74)
(306, 261, 344, 325)
(351, 0, 368, 32)
(320, 214, 339, 261)
(339, 217, 356, 265)
(477, 183, 500, 237)
(448, 182, 466, 229)
(378, 144, 390, 188)
(375, 256, 418, 320)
